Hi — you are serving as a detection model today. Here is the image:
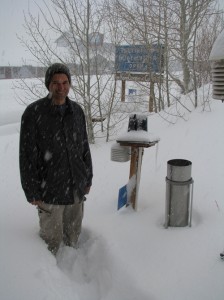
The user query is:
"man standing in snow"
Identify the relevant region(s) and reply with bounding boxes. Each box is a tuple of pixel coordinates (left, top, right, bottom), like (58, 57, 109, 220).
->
(19, 63, 93, 255)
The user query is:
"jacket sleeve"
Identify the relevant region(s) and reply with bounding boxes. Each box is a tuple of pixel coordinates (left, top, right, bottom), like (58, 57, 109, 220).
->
(19, 107, 41, 202)
(81, 111, 93, 187)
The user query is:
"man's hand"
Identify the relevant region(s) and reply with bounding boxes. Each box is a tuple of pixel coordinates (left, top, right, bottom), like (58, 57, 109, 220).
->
(31, 200, 42, 206)
(84, 187, 91, 195)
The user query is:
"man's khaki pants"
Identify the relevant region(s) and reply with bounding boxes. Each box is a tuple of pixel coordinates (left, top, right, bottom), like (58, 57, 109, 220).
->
(37, 201, 84, 255)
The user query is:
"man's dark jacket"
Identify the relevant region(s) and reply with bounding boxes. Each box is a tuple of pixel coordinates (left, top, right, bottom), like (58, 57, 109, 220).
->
(19, 96, 93, 205)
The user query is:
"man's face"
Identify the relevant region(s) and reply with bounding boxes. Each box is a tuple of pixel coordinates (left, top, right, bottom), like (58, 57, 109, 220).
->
(48, 73, 70, 104)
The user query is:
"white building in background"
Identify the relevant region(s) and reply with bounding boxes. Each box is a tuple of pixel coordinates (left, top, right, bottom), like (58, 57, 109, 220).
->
(55, 31, 115, 74)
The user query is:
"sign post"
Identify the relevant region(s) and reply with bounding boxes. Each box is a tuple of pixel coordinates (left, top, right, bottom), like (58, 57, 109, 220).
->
(121, 80, 126, 102)
(115, 44, 164, 105)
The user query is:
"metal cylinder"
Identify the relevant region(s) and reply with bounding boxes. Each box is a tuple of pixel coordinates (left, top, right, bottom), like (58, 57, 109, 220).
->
(165, 159, 193, 228)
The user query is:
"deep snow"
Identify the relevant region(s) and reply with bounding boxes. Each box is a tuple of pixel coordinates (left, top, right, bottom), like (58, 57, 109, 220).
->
(1, 79, 224, 300)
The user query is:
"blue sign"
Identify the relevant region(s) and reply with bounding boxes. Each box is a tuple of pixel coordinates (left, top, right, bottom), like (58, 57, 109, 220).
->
(115, 44, 164, 74)
(118, 185, 128, 210)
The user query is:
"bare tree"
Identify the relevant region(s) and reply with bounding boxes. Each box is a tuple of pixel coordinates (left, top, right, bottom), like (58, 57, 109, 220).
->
(164, 0, 218, 95)
(17, 0, 118, 143)
(17, 0, 224, 131)
(106, 0, 223, 112)
(194, 10, 224, 87)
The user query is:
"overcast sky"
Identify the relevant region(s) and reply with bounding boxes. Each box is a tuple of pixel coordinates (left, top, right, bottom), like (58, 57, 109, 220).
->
(1, 0, 224, 66)
(0, 0, 36, 66)
(0, 0, 54, 66)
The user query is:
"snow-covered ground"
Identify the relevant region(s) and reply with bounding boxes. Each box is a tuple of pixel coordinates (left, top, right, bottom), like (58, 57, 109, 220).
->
(1, 79, 224, 300)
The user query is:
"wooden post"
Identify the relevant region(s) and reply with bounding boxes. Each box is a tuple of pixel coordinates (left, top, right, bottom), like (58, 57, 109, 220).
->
(149, 80, 155, 112)
(117, 141, 158, 211)
(129, 146, 144, 210)
(121, 80, 126, 102)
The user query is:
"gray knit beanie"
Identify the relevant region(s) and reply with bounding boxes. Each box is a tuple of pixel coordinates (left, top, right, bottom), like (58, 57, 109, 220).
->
(45, 63, 71, 90)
